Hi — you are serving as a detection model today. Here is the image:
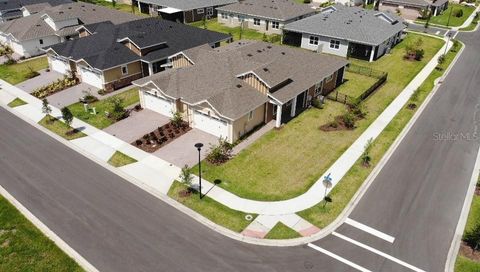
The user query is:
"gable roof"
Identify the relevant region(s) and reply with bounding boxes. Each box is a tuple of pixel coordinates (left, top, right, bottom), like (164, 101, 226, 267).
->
(216, 0, 315, 21)
(134, 40, 348, 120)
(284, 4, 406, 46)
(0, 2, 138, 42)
(46, 18, 230, 70)
(138, 0, 238, 11)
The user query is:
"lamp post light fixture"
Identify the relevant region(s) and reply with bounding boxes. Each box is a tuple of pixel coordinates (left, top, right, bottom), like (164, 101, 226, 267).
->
(194, 142, 204, 199)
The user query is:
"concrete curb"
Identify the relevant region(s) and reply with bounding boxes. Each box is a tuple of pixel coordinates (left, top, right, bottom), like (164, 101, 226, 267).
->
(0, 105, 99, 272)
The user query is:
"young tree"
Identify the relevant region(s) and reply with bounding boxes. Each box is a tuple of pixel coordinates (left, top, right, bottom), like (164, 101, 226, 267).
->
(42, 98, 52, 116)
(179, 164, 194, 189)
(464, 224, 480, 252)
(361, 138, 374, 167)
(61, 107, 74, 128)
(170, 110, 184, 128)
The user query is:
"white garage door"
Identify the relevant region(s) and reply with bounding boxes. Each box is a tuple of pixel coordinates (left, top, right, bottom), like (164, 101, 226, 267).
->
(51, 58, 70, 74)
(79, 67, 103, 89)
(143, 92, 173, 117)
(193, 110, 228, 139)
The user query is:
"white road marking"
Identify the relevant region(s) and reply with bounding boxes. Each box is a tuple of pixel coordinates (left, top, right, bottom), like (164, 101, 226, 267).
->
(436, 31, 440, 35)
(345, 218, 395, 243)
(307, 243, 372, 272)
(332, 232, 426, 272)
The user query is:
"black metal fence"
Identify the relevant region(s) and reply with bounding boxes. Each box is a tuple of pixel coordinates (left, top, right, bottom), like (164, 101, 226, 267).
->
(327, 64, 388, 105)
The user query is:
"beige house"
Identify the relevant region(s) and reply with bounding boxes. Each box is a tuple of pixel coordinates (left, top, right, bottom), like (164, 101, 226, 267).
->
(134, 40, 348, 143)
(216, 0, 315, 35)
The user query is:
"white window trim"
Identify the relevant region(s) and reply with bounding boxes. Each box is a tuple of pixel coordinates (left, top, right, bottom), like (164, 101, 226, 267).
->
(121, 65, 128, 75)
(272, 21, 280, 29)
(197, 8, 204, 14)
(221, 12, 228, 19)
(206, 7, 213, 16)
(309, 35, 319, 45)
(329, 39, 340, 50)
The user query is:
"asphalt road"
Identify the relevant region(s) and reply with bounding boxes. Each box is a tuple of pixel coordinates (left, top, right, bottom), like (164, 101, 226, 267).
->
(0, 30, 479, 272)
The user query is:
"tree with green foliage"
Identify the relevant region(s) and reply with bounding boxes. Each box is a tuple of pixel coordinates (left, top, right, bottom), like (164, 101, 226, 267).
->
(179, 164, 194, 189)
(42, 98, 52, 116)
(61, 107, 74, 128)
(361, 138, 374, 167)
(464, 224, 480, 252)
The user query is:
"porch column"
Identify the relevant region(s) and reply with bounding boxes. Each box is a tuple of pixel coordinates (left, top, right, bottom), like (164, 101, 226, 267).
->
(148, 63, 154, 75)
(137, 0, 141, 12)
(369, 46, 375, 62)
(290, 97, 297, 117)
(275, 105, 282, 128)
(433, 7, 438, 16)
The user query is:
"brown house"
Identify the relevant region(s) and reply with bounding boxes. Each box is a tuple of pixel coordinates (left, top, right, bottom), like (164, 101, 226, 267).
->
(133, 40, 348, 143)
(43, 18, 230, 91)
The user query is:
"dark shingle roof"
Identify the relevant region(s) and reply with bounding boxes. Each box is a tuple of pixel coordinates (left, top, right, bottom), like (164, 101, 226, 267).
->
(217, 0, 315, 21)
(46, 18, 230, 70)
(284, 4, 406, 46)
(381, 0, 429, 7)
(134, 40, 348, 120)
(138, 0, 238, 11)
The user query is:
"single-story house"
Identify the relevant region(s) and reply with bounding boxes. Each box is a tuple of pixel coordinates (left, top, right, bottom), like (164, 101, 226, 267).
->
(136, 0, 238, 23)
(377, 0, 449, 20)
(43, 18, 230, 91)
(216, 0, 316, 35)
(0, 2, 139, 57)
(0, 0, 70, 22)
(283, 5, 407, 62)
(133, 40, 348, 143)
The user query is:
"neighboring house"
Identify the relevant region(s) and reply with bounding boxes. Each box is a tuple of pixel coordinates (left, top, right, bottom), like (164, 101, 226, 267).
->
(0, 2, 139, 57)
(43, 18, 230, 91)
(136, 0, 237, 23)
(0, 0, 70, 22)
(283, 5, 406, 61)
(377, 0, 449, 20)
(334, 0, 375, 7)
(133, 40, 348, 143)
(216, 0, 316, 35)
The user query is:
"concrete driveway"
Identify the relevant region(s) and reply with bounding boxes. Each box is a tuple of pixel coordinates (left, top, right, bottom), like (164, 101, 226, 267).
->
(154, 128, 218, 167)
(48, 82, 99, 108)
(16, 69, 64, 93)
(103, 109, 170, 143)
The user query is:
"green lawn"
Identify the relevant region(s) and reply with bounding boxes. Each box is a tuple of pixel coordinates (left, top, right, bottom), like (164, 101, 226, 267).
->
(7, 98, 27, 108)
(0, 57, 48, 85)
(192, 33, 444, 201)
(68, 88, 139, 129)
(107, 151, 137, 167)
(264, 222, 301, 239)
(455, 255, 480, 272)
(38, 116, 87, 140)
(335, 71, 379, 99)
(455, 195, 480, 271)
(461, 12, 479, 31)
(417, 4, 475, 27)
(79, 0, 145, 15)
(0, 196, 83, 272)
(298, 39, 459, 228)
(189, 19, 281, 44)
(167, 181, 256, 233)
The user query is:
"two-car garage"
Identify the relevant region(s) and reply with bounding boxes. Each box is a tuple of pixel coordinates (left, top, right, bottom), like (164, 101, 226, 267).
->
(50, 56, 71, 74)
(192, 110, 229, 140)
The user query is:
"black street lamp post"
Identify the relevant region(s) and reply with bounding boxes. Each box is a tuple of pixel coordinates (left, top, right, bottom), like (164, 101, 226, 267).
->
(194, 143, 204, 199)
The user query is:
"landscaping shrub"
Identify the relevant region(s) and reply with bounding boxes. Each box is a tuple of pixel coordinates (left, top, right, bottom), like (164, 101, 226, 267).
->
(312, 98, 324, 109)
(454, 8, 464, 18)
(108, 97, 127, 121)
(170, 111, 184, 128)
(342, 111, 356, 129)
(61, 107, 74, 128)
(97, 89, 106, 95)
(404, 38, 424, 61)
(32, 76, 78, 99)
(25, 67, 40, 79)
(303, 0, 312, 3)
(464, 224, 480, 251)
(361, 138, 373, 167)
(206, 137, 233, 165)
(349, 101, 367, 119)
(179, 165, 194, 193)
(79, 90, 98, 104)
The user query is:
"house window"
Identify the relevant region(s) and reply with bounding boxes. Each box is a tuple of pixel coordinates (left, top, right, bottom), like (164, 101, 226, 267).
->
(206, 7, 213, 16)
(253, 18, 260, 26)
(309, 36, 319, 45)
(329, 39, 340, 50)
(248, 110, 254, 121)
(238, 15, 244, 22)
(121, 65, 128, 75)
(315, 82, 322, 95)
(197, 8, 204, 14)
(272, 21, 280, 29)
(325, 74, 334, 82)
(221, 13, 228, 19)
(39, 39, 43, 45)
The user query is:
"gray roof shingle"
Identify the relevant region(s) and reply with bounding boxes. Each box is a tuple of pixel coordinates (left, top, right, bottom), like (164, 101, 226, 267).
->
(217, 0, 315, 21)
(137, 0, 237, 11)
(46, 18, 230, 70)
(134, 40, 348, 120)
(284, 4, 406, 46)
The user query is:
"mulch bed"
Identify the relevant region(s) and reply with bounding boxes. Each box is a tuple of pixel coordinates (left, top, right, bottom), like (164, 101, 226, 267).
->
(132, 121, 191, 153)
(319, 115, 356, 132)
(459, 242, 480, 262)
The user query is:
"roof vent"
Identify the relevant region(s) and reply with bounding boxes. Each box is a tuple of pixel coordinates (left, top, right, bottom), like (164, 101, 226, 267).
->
(267, 45, 272, 49)
(281, 52, 285, 55)
(247, 53, 253, 57)
(263, 68, 269, 72)
(236, 84, 242, 88)
(257, 50, 262, 53)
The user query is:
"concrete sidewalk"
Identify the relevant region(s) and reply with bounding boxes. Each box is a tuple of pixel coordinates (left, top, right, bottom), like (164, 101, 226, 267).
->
(0, 34, 453, 238)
